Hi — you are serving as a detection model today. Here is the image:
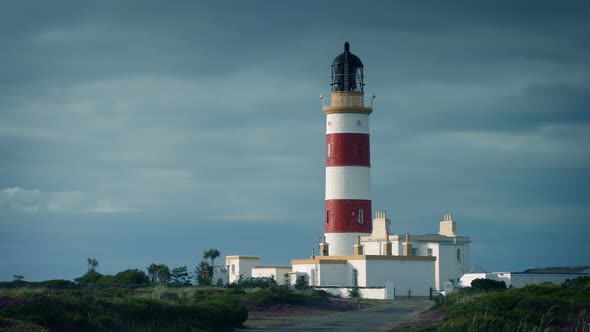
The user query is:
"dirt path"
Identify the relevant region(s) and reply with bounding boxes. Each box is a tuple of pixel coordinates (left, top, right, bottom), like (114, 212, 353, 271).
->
(240, 299, 433, 332)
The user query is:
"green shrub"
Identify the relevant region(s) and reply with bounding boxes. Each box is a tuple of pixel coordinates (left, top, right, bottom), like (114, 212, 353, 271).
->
(348, 287, 360, 298)
(158, 291, 180, 302)
(0, 287, 248, 331)
(470, 278, 506, 290)
(243, 289, 311, 307)
(439, 277, 590, 331)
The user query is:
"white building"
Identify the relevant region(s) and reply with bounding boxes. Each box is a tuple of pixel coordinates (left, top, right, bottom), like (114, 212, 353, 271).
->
(225, 256, 260, 284)
(251, 265, 292, 285)
(290, 211, 470, 298)
(459, 266, 590, 288)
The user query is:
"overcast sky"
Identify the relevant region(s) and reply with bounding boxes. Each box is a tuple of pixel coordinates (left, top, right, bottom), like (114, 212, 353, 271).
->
(1, 1, 589, 281)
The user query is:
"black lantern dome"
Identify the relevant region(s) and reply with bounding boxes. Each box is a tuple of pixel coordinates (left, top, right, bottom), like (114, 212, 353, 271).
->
(331, 42, 364, 92)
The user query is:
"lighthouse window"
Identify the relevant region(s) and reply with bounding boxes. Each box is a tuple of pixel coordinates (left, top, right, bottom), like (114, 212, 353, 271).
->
(326, 210, 330, 224)
(358, 209, 364, 223)
(327, 144, 332, 158)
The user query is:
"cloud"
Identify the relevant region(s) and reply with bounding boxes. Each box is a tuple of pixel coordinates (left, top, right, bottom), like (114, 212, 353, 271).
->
(0, 187, 138, 214)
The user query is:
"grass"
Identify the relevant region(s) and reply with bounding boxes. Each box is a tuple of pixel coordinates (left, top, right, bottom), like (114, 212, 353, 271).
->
(0, 285, 247, 331)
(0, 283, 364, 331)
(429, 276, 590, 332)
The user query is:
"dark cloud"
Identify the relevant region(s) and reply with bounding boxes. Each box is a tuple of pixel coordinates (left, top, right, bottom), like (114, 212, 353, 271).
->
(0, 0, 589, 280)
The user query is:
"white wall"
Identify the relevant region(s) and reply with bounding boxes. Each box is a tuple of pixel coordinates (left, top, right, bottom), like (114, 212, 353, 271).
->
(326, 113, 370, 134)
(325, 166, 371, 200)
(318, 263, 348, 286)
(251, 267, 292, 285)
(437, 243, 469, 290)
(348, 259, 367, 287)
(325, 233, 368, 256)
(291, 264, 315, 286)
(363, 241, 380, 255)
(226, 257, 260, 283)
(212, 266, 228, 285)
(316, 287, 391, 300)
(364, 259, 435, 297)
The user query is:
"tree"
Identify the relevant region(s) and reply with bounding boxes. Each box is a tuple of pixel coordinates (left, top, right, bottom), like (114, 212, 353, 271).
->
(112, 269, 149, 284)
(170, 266, 192, 286)
(12, 275, 24, 282)
(75, 271, 103, 284)
(195, 261, 213, 286)
(203, 249, 221, 267)
(87, 257, 99, 272)
(147, 263, 171, 285)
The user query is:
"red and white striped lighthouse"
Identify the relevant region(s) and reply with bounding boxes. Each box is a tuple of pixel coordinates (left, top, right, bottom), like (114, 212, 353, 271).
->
(321, 42, 373, 256)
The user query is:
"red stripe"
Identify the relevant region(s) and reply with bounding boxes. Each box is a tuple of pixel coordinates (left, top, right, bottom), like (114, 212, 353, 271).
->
(325, 199, 372, 233)
(326, 133, 370, 167)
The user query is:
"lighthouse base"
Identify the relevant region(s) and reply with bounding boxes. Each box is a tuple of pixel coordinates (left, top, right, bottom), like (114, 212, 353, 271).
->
(325, 232, 370, 256)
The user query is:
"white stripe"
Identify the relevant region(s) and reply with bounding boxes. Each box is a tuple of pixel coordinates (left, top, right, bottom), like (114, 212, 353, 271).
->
(326, 113, 370, 134)
(324, 233, 370, 256)
(325, 166, 371, 200)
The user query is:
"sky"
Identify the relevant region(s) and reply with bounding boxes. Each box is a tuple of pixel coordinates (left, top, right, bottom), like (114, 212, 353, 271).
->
(0, 1, 589, 281)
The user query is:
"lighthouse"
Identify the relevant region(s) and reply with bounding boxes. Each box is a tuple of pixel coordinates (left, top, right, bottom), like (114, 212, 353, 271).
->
(321, 42, 373, 256)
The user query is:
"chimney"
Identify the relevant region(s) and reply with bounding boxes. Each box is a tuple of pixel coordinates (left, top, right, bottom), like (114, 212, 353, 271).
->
(402, 233, 413, 256)
(353, 235, 364, 255)
(319, 236, 329, 256)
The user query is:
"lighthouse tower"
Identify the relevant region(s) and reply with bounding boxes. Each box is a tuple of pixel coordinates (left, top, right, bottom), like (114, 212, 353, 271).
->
(322, 42, 373, 256)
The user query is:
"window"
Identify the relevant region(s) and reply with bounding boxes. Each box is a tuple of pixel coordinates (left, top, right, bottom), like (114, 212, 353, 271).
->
(327, 144, 332, 158)
(311, 269, 316, 286)
(326, 210, 330, 224)
(427, 248, 433, 256)
(411, 248, 417, 256)
(353, 269, 358, 287)
(231, 264, 235, 273)
(457, 249, 462, 262)
(358, 209, 364, 223)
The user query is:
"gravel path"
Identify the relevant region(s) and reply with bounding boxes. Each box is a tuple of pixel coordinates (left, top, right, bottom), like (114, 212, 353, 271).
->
(240, 299, 433, 332)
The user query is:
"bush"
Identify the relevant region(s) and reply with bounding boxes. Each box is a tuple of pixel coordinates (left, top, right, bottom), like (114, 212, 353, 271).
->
(438, 277, 590, 331)
(243, 289, 305, 306)
(74, 271, 103, 285)
(348, 287, 360, 298)
(0, 287, 248, 331)
(470, 278, 506, 290)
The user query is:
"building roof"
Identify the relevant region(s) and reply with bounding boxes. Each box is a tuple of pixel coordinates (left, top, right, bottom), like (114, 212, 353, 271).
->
(409, 234, 471, 243)
(333, 42, 363, 67)
(225, 255, 260, 259)
(362, 233, 471, 244)
(292, 254, 436, 265)
(514, 266, 590, 275)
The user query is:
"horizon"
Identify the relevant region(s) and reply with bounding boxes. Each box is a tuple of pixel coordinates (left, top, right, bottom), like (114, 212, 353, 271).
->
(1, 1, 589, 282)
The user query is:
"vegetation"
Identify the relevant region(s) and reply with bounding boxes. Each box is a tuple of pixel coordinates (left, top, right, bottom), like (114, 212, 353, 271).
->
(146, 264, 171, 285)
(470, 278, 506, 291)
(0, 286, 247, 331)
(0, 248, 419, 331)
(195, 261, 213, 286)
(432, 276, 590, 331)
(169, 266, 192, 286)
(195, 249, 221, 287)
(0, 248, 335, 331)
(0, 279, 333, 331)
